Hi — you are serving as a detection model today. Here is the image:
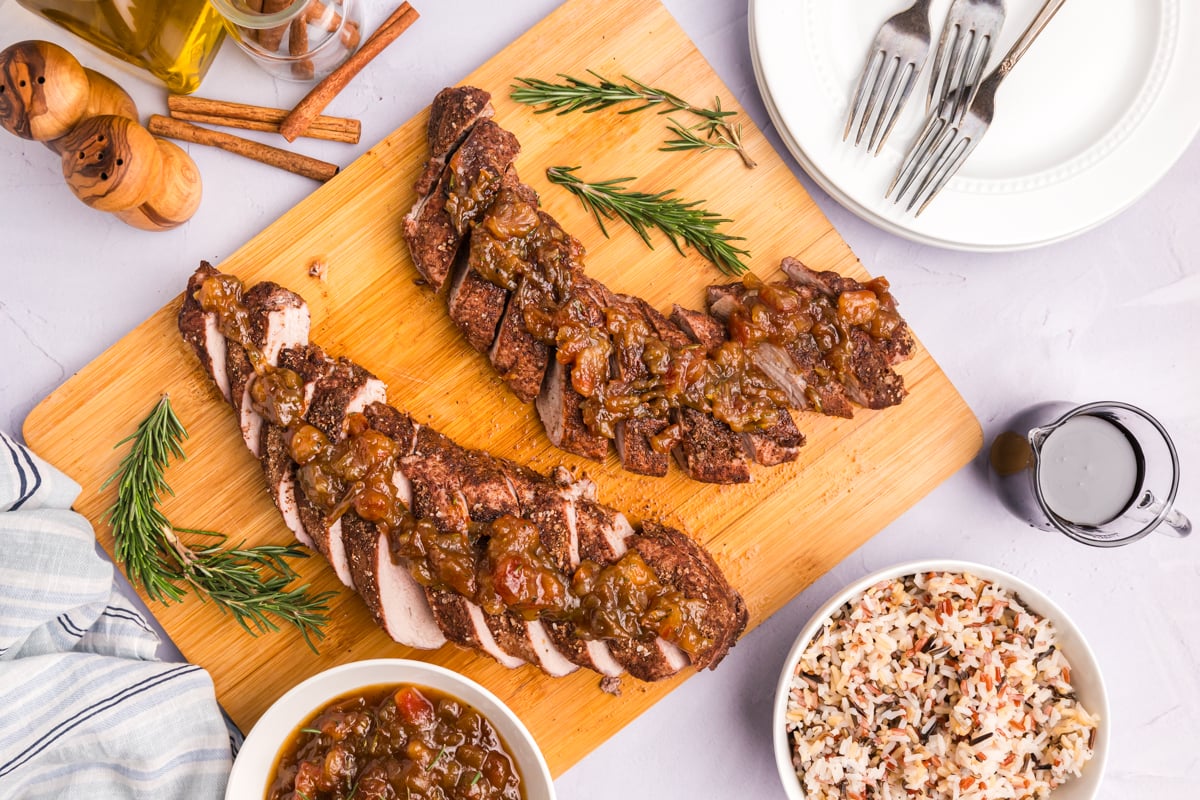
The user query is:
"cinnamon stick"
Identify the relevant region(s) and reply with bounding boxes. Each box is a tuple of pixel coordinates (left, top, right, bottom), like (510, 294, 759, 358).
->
(289, 16, 314, 81)
(147, 115, 339, 182)
(279, 2, 419, 142)
(167, 95, 361, 144)
(257, 0, 291, 52)
(305, 0, 361, 48)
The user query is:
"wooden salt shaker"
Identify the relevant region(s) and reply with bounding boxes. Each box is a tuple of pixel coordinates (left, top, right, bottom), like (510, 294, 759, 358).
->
(0, 39, 203, 230)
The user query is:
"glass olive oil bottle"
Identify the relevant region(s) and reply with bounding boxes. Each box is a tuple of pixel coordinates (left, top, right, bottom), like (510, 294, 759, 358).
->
(15, 0, 226, 94)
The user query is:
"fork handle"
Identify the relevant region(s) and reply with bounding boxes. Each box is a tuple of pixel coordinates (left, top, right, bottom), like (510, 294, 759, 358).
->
(995, 0, 1069, 79)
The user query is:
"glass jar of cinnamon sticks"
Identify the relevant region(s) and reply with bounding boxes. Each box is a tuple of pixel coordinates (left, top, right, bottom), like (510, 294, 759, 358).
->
(209, 0, 364, 82)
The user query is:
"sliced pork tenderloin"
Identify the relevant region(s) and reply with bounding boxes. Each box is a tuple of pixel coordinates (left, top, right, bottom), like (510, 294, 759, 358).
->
(177, 262, 230, 403)
(342, 513, 446, 649)
(403, 120, 521, 291)
(259, 424, 313, 548)
(671, 406, 751, 484)
(633, 522, 749, 671)
(536, 357, 611, 461)
(669, 304, 726, 352)
(605, 294, 688, 477)
(414, 86, 493, 197)
(743, 409, 805, 466)
(534, 277, 612, 461)
(446, 252, 510, 352)
(426, 590, 527, 669)
(490, 276, 551, 403)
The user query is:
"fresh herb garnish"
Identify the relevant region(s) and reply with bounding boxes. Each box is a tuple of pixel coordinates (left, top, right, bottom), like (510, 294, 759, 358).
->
(301, 727, 322, 735)
(470, 771, 483, 787)
(546, 165, 750, 275)
(511, 71, 755, 168)
(102, 394, 336, 651)
(428, 745, 446, 770)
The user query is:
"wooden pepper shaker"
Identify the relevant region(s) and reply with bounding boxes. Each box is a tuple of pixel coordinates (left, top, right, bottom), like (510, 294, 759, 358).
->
(0, 39, 202, 230)
(0, 40, 90, 141)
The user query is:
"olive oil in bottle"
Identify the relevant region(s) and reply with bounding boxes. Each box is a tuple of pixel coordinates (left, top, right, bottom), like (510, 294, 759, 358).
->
(15, 0, 226, 94)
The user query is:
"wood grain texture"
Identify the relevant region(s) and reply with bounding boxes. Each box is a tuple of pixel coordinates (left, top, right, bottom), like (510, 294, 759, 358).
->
(23, 0, 981, 776)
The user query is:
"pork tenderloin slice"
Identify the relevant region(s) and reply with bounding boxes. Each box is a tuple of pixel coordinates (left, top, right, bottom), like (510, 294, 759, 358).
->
(540, 277, 619, 462)
(446, 248, 509, 352)
(303, 358, 388, 440)
(670, 406, 751, 484)
(443, 120, 521, 236)
(224, 343, 265, 457)
(535, 357, 610, 461)
(404, 121, 522, 290)
(489, 276, 550, 404)
(518, 476, 624, 675)
(574, 498, 634, 563)
(613, 419, 671, 477)
(402, 168, 461, 291)
(260, 423, 313, 547)
(779, 256, 860, 297)
(669, 304, 726, 353)
(362, 402, 421, 457)
(292, 470, 355, 588)
(607, 636, 690, 681)
(704, 283, 744, 321)
(427, 590, 526, 669)
(241, 280, 310, 363)
(230, 282, 311, 454)
(415, 86, 493, 196)
(525, 620, 580, 677)
(743, 408, 805, 467)
(179, 263, 231, 403)
(484, 611, 539, 665)
(342, 514, 446, 649)
(633, 521, 749, 671)
(406, 426, 521, 523)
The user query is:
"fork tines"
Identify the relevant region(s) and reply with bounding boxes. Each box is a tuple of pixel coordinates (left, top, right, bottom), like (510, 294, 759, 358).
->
(843, 0, 934, 157)
(926, 0, 1006, 122)
(844, 50, 922, 155)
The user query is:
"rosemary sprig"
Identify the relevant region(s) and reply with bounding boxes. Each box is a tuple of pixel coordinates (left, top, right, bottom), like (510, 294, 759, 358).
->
(546, 165, 750, 276)
(662, 98, 748, 158)
(102, 395, 336, 651)
(511, 71, 756, 168)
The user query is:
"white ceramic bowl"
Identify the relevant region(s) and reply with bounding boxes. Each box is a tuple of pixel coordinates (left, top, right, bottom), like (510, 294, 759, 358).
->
(772, 560, 1109, 800)
(226, 658, 556, 800)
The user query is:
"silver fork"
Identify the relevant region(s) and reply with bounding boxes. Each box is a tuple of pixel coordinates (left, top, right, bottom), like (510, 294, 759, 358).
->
(927, 0, 1007, 123)
(844, 0, 935, 156)
(889, 0, 1070, 215)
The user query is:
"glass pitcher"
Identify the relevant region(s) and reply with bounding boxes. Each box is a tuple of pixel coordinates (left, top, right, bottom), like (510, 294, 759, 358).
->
(989, 401, 1191, 547)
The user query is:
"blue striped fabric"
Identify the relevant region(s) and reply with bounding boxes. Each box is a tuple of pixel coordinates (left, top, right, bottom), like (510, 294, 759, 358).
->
(0, 432, 232, 799)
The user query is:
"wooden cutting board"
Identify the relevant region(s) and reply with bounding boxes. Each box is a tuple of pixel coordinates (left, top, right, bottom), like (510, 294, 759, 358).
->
(23, 0, 981, 777)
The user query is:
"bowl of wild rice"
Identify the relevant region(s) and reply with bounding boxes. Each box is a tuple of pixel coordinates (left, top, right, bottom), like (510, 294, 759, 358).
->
(773, 560, 1108, 800)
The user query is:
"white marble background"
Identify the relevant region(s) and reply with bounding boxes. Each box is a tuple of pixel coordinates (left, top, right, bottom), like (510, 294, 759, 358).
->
(0, 1, 1196, 798)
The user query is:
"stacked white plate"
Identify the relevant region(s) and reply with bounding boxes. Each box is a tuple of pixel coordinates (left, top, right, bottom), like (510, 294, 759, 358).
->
(749, 0, 1200, 251)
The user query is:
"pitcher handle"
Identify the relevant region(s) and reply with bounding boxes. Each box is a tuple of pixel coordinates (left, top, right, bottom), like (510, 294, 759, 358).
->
(1134, 491, 1192, 537)
(1158, 507, 1192, 538)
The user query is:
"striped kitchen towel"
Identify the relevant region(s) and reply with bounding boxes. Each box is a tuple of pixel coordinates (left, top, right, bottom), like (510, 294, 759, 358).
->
(0, 431, 232, 799)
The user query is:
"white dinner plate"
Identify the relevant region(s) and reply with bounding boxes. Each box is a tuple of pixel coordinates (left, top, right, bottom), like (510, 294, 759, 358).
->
(750, 0, 1200, 251)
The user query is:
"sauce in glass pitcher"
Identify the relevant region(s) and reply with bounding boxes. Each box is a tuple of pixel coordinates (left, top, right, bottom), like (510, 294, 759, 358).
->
(1037, 414, 1142, 526)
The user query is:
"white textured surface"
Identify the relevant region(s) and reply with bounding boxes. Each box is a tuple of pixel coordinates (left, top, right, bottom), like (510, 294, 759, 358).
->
(0, 2, 1196, 798)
